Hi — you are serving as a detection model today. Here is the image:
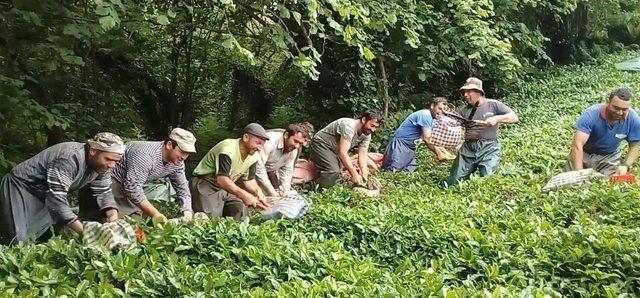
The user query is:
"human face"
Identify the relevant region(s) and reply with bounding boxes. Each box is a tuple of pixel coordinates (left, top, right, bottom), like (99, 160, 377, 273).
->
(164, 141, 190, 165)
(88, 148, 122, 173)
(606, 96, 631, 122)
(283, 132, 307, 153)
(430, 102, 446, 119)
(243, 134, 266, 155)
(361, 118, 381, 135)
(463, 89, 483, 106)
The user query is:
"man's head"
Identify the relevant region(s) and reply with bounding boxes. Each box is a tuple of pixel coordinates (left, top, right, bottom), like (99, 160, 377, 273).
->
(283, 123, 314, 153)
(430, 97, 448, 119)
(163, 128, 197, 165)
(460, 77, 485, 106)
(242, 123, 269, 154)
(86, 132, 125, 173)
(358, 109, 384, 135)
(606, 87, 633, 122)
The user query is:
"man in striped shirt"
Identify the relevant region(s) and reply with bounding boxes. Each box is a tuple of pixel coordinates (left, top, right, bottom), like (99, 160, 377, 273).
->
(80, 128, 197, 223)
(0, 133, 125, 245)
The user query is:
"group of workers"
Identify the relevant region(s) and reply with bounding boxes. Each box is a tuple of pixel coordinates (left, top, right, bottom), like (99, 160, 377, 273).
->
(0, 76, 637, 246)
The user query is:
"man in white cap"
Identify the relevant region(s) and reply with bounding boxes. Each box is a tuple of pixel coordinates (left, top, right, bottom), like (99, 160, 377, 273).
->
(80, 128, 197, 224)
(255, 122, 313, 197)
(190, 123, 271, 219)
(445, 77, 518, 186)
(0, 132, 125, 245)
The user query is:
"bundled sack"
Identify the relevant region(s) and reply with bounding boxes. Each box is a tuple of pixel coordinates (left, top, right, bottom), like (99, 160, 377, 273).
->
(260, 192, 311, 221)
(431, 116, 463, 149)
(542, 169, 605, 193)
(83, 219, 137, 251)
(354, 176, 383, 197)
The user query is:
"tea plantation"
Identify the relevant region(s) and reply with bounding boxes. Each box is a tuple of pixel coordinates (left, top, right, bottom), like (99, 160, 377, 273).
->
(1, 51, 640, 297)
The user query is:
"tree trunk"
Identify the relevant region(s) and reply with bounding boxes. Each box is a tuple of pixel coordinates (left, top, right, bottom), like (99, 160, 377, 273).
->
(377, 57, 390, 119)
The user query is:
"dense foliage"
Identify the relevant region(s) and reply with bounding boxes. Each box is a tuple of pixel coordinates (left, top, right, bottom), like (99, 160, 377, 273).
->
(2, 0, 640, 175)
(1, 50, 639, 296)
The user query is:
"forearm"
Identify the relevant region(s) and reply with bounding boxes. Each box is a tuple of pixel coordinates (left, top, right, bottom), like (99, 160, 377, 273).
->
(138, 200, 162, 217)
(339, 151, 358, 176)
(623, 143, 640, 167)
(67, 219, 83, 234)
(495, 112, 518, 124)
(218, 178, 255, 203)
(255, 168, 278, 196)
(357, 152, 368, 177)
(570, 146, 584, 170)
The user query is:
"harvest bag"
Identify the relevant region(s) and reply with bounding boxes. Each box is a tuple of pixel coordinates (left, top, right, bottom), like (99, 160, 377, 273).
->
(542, 169, 604, 193)
(83, 219, 136, 251)
(260, 192, 311, 220)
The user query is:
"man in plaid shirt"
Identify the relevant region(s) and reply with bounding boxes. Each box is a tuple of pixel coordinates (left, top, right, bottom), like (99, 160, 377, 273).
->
(382, 97, 448, 172)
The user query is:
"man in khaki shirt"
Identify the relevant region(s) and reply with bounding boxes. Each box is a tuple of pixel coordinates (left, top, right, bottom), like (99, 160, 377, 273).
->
(255, 123, 313, 197)
(310, 110, 384, 189)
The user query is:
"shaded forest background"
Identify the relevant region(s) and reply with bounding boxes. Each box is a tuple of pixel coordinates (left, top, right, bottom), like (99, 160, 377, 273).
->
(1, 0, 639, 175)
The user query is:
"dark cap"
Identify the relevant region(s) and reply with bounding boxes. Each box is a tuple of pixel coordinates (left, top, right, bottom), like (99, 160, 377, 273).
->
(243, 123, 270, 140)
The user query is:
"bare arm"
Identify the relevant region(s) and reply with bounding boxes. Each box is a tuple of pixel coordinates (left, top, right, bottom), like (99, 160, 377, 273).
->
(570, 131, 590, 170)
(357, 147, 369, 179)
(623, 142, 640, 168)
(216, 176, 268, 210)
(338, 138, 359, 178)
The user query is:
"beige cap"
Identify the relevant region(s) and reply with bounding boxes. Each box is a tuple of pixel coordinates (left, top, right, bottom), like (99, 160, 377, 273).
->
(169, 128, 197, 153)
(460, 77, 485, 95)
(87, 132, 125, 154)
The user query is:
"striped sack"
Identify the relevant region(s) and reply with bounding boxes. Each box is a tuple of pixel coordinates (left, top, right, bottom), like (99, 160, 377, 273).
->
(542, 169, 605, 193)
(83, 219, 136, 251)
(260, 192, 311, 221)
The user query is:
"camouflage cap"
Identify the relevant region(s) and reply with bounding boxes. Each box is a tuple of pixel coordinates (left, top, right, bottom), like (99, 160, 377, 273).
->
(460, 77, 485, 95)
(87, 132, 126, 154)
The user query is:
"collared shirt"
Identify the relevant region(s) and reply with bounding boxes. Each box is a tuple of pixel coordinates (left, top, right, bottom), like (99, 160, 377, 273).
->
(255, 129, 299, 196)
(575, 104, 640, 154)
(8, 142, 115, 224)
(312, 118, 371, 151)
(111, 141, 192, 211)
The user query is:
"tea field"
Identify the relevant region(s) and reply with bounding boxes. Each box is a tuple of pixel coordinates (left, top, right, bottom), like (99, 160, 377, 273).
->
(1, 51, 640, 297)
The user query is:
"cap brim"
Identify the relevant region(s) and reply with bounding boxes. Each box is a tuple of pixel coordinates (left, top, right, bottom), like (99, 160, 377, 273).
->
(247, 132, 269, 141)
(460, 86, 484, 94)
(177, 143, 197, 153)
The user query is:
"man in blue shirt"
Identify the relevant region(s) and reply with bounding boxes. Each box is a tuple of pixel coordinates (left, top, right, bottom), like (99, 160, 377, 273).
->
(382, 97, 447, 172)
(567, 87, 640, 176)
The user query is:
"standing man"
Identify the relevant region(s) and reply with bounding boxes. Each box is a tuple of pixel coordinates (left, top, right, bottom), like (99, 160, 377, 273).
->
(79, 128, 197, 224)
(190, 123, 271, 219)
(255, 123, 313, 197)
(382, 97, 448, 172)
(0, 133, 125, 245)
(567, 87, 640, 176)
(445, 77, 518, 186)
(310, 110, 384, 189)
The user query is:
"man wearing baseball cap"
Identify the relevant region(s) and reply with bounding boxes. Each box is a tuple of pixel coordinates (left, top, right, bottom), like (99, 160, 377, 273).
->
(80, 128, 197, 224)
(445, 77, 518, 187)
(0, 132, 125, 245)
(190, 123, 271, 219)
